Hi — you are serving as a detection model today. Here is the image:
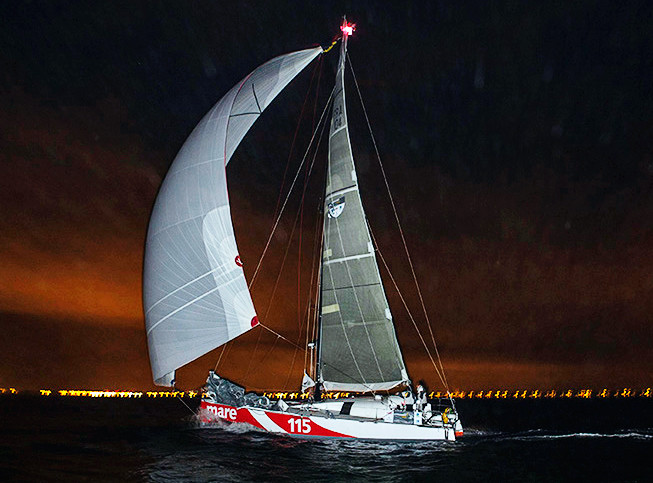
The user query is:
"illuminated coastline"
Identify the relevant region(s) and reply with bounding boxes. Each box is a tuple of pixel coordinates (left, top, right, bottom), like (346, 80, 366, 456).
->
(0, 387, 650, 399)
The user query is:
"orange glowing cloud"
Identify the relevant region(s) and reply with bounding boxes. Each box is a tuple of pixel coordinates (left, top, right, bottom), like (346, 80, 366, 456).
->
(0, 90, 160, 323)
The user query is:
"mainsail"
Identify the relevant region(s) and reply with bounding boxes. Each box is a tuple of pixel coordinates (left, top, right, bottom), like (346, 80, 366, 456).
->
(144, 46, 322, 386)
(317, 29, 408, 392)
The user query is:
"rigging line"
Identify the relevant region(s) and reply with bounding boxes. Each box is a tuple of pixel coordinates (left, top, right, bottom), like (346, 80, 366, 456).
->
(258, 157, 308, 326)
(249, 83, 336, 290)
(177, 394, 197, 416)
(285, 185, 308, 391)
(260, 101, 330, 327)
(296, 59, 325, 319)
(307, 201, 324, 383)
(262, 322, 384, 395)
(217, 103, 324, 385)
(262, 316, 392, 393)
(241, 322, 264, 385)
(348, 52, 451, 393)
(283, 339, 301, 391)
(213, 344, 227, 372)
(259, 323, 306, 352)
(302, 241, 315, 375)
(294, 114, 328, 323)
(261, 203, 300, 321)
(312, 54, 324, 132)
(296, 108, 311, 339)
(267, 117, 328, 390)
(310, 259, 321, 380)
(369, 225, 449, 392)
(256, 335, 281, 388)
(271, 56, 322, 225)
(215, 340, 233, 372)
(286, 209, 311, 388)
(285, 121, 329, 390)
(301, 56, 324, 382)
(303, 196, 324, 376)
(282, 337, 305, 391)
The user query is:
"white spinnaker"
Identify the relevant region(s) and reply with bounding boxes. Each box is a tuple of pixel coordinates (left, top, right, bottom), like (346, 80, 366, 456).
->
(144, 47, 322, 386)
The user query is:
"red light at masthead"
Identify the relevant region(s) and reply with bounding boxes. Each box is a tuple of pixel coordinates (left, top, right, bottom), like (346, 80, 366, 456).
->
(341, 22, 355, 37)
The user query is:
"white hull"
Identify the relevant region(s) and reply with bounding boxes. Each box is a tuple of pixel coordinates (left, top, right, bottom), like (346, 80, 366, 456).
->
(199, 399, 462, 441)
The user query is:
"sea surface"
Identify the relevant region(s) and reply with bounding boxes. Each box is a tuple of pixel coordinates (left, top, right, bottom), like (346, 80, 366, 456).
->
(1, 395, 651, 482)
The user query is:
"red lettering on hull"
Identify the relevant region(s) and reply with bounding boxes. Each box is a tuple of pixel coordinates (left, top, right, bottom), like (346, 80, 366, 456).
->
(200, 401, 264, 429)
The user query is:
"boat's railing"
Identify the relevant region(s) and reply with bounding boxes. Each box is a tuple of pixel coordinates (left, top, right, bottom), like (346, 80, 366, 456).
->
(428, 397, 457, 413)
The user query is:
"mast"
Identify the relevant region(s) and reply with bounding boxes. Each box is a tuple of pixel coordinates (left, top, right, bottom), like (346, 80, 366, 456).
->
(316, 18, 409, 393)
(316, 17, 350, 392)
(315, 15, 354, 400)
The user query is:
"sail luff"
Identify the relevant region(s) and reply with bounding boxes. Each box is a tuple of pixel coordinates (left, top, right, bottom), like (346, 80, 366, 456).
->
(317, 27, 408, 393)
(144, 47, 322, 386)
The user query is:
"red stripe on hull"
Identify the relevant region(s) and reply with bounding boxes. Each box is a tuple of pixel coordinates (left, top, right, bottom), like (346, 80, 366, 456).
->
(200, 401, 350, 437)
(264, 410, 350, 438)
(237, 407, 265, 429)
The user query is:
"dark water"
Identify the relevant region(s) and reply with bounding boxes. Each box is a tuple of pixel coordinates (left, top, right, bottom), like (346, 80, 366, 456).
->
(1, 395, 651, 482)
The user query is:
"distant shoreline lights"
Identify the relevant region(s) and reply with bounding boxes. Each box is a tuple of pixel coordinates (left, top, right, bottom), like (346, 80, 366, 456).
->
(0, 387, 651, 399)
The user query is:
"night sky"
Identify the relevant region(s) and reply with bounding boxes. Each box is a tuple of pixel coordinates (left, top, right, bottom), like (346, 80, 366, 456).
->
(1, 1, 652, 391)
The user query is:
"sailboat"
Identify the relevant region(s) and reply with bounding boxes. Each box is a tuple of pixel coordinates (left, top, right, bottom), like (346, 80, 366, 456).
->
(144, 19, 463, 441)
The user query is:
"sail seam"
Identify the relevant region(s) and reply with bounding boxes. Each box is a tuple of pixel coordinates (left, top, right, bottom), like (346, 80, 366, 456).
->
(323, 252, 374, 265)
(325, 185, 358, 199)
(330, 124, 348, 137)
(251, 83, 262, 112)
(149, 212, 202, 238)
(145, 266, 223, 315)
(323, 282, 381, 291)
(146, 273, 240, 336)
(322, 319, 388, 327)
(229, 111, 260, 118)
(169, 156, 225, 176)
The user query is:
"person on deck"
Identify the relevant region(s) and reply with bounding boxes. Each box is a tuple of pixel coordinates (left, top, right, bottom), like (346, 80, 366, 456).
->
(415, 382, 427, 410)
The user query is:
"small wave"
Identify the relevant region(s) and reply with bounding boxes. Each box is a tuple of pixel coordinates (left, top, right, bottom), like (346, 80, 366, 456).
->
(192, 414, 265, 435)
(221, 421, 266, 434)
(459, 428, 501, 437)
(505, 430, 653, 441)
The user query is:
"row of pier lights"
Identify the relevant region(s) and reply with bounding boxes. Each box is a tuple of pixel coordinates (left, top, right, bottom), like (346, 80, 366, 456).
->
(0, 387, 651, 399)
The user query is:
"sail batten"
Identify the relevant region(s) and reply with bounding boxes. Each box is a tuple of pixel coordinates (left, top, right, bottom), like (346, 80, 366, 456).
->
(317, 33, 407, 393)
(144, 46, 322, 386)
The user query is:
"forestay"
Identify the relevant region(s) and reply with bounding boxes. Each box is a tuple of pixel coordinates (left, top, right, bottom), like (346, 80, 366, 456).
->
(318, 35, 408, 392)
(144, 47, 322, 386)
